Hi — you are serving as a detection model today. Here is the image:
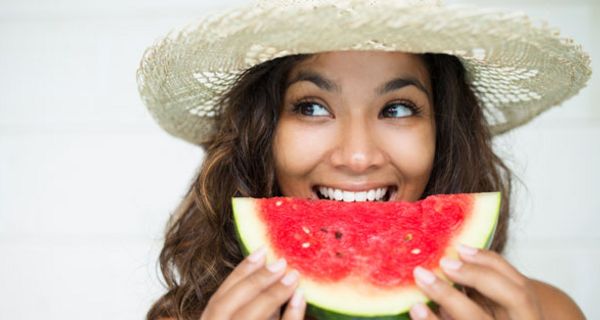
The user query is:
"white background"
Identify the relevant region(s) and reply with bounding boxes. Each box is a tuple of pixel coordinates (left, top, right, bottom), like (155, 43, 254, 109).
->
(0, 0, 598, 318)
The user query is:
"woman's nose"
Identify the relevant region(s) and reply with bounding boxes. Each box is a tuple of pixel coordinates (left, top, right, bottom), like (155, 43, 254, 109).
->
(329, 118, 386, 173)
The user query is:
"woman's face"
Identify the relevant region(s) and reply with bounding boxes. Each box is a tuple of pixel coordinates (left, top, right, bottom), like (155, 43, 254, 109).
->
(272, 51, 436, 202)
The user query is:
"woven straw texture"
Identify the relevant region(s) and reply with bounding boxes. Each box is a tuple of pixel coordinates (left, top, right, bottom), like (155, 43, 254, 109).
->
(137, 0, 591, 145)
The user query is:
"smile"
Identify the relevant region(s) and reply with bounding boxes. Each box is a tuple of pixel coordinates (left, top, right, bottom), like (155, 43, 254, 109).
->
(313, 185, 397, 202)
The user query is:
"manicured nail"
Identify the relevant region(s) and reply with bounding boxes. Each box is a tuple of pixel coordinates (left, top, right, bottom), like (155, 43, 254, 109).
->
(247, 246, 267, 263)
(410, 302, 429, 319)
(290, 288, 305, 308)
(267, 258, 287, 273)
(457, 244, 478, 256)
(281, 270, 299, 286)
(414, 266, 436, 285)
(440, 257, 463, 271)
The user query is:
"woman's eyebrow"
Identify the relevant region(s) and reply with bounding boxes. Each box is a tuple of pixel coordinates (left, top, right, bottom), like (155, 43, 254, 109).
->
(377, 77, 431, 100)
(287, 70, 431, 100)
(287, 70, 340, 92)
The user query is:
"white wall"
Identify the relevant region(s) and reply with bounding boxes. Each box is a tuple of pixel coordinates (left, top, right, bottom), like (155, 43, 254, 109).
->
(0, 0, 598, 318)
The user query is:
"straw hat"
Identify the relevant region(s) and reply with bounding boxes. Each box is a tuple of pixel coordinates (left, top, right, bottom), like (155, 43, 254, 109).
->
(137, 0, 591, 145)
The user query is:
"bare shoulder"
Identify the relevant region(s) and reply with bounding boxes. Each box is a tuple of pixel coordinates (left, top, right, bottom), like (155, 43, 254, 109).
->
(530, 279, 586, 319)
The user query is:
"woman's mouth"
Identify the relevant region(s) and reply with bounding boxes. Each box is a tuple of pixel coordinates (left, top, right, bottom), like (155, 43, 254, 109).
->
(312, 185, 397, 202)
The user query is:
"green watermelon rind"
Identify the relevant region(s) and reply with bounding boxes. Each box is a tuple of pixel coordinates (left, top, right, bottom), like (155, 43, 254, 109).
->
(304, 301, 438, 320)
(232, 192, 501, 320)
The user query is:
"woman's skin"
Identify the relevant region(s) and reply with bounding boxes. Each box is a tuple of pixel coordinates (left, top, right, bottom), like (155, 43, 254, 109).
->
(197, 52, 586, 320)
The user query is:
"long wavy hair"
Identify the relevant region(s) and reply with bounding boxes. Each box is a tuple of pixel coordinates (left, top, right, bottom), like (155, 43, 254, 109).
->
(147, 53, 514, 320)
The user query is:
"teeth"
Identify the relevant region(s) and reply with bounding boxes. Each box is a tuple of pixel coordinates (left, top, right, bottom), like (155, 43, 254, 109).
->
(318, 186, 389, 202)
(319, 187, 327, 198)
(367, 189, 375, 201)
(342, 191, 354, 202)
(355, 191, 367, 201)
(334, 189, 343, 201)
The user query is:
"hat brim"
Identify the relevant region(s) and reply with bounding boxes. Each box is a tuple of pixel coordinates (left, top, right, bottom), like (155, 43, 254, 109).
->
(137, 0, 591, 145)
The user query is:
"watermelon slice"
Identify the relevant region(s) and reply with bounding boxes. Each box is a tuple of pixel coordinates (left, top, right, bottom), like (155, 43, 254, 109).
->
(232, 192, 500, 319)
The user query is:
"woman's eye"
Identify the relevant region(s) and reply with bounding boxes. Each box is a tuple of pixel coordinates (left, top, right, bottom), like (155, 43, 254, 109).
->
(293, 102, 331, 117)
(380, 102, 418, 118)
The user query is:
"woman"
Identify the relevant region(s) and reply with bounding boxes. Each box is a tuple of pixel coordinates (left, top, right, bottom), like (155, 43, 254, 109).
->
(137, 1, 591, 319)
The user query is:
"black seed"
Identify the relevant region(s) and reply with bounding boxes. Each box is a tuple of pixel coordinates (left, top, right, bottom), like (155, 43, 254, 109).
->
(335, 231, 343, 239)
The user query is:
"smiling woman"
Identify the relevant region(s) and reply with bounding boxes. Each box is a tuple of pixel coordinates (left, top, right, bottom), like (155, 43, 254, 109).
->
(142, 51, 522, 320)
(136, 0, 591, 319)
(273, 52, 436, 204)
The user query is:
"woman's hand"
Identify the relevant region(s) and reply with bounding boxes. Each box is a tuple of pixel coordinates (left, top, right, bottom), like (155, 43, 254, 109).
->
(200, 247, 306, 320)
(409, 244, 544, 320)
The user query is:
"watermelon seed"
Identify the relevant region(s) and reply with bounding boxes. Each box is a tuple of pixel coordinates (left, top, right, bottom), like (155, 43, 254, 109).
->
(320, 227, 328, 233)
(404, 233, 413, 241)
(302, 242, 311, 248)
(335, 231, 343, 239)
(411, 248, 421, 255)
(335, 252, 343, 258)
(275, 200, 283, 206)
(302, 226, 311, 234)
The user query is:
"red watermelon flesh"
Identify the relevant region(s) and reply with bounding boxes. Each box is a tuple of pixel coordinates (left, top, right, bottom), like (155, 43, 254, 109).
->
(232, 192, 500, 318)
(259, 194, 472, 288)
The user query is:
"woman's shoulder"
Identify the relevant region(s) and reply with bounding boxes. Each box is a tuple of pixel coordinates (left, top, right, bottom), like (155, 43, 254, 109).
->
(530, 279, 585, 319)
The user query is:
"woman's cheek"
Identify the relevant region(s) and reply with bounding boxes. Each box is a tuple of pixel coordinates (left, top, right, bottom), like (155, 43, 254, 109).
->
(273, 121, 333, 177)
(383, 127, 435, 182)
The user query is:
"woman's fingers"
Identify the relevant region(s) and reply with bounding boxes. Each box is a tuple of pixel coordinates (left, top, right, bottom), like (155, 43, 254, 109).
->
(212, 247, 268, 299)
(456, 245, 527, 286)
(409, 302, 439, 320)
(410, 246, 544, 320)
(439, 257, 524, 309)
(412, 266, 493, 320)
(440, 255, 542, 319)
(204, 257, 289, 319)
(233, 269, 301, 319)
(281, 288, 307, 320)
(203, 247, 307, 320)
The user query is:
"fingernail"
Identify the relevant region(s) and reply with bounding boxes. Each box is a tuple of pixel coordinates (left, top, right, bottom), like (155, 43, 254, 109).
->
(410, 302, 429, 319)
(457, 244, 478, 256)
(267, 258, 287, 273)
(247, 246, 267, 263)
(414, 266, 436, 285)
(281, 270, 299, 286)
(440, 257, 462, 271)
(290, 288, 305, 308)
